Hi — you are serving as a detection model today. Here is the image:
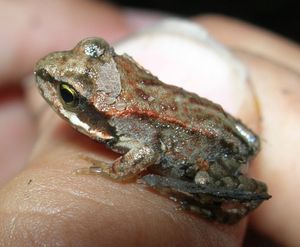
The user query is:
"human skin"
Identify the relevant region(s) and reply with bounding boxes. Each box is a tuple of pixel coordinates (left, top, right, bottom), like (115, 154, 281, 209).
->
(0, 0, 300, 246)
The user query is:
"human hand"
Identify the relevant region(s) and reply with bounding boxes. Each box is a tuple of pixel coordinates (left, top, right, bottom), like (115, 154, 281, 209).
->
(0, 1, 299, 246)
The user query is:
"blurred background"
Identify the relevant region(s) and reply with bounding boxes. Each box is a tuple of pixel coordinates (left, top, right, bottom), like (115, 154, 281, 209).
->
(113, 0, 299, 42)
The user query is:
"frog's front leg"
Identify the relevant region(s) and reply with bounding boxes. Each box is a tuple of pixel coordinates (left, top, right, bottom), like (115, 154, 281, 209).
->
(77, 142, 160, 181)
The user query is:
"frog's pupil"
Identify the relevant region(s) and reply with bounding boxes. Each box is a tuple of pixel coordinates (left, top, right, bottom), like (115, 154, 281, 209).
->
(61, 88, 73, 103)
(59, 83, 78, 106)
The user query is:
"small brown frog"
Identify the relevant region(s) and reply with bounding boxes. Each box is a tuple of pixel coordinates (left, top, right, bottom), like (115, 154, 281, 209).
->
(35, 38, 270, 224)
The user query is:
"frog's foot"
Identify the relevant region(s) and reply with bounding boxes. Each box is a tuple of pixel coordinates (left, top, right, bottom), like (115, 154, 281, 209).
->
(73, 158, 117, 178)
(74, 156, 137, 180)
(142, 174, 271, 224)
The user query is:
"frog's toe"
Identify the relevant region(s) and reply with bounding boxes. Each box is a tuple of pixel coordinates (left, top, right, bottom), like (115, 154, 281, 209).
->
(73, 166, 105, 175)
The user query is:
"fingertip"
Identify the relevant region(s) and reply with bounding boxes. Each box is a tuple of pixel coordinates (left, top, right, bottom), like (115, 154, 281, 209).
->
(0, 153, 246, 246)
(194, 14, 300, 73)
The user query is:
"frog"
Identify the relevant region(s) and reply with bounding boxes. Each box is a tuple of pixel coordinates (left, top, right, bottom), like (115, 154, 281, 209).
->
(34, 37, 271, 224)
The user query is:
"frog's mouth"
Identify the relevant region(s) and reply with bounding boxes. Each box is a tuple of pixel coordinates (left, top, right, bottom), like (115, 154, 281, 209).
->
(58, 107, 114, 141)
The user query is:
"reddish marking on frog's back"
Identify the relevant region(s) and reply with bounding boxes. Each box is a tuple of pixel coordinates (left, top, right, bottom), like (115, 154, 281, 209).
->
(112, 55, 238, 140)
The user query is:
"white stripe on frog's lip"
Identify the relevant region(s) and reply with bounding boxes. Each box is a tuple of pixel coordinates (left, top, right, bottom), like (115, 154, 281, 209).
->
(60, 109, 113, 140)
(60, 109, 90, 131)
(90, 129, 114, 140)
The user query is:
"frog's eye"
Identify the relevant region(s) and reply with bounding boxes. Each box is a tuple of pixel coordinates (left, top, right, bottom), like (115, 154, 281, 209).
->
(59, 83, 79, 108)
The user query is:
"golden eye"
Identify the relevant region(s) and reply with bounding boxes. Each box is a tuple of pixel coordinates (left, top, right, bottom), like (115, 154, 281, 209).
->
(59, 83, 79, 107)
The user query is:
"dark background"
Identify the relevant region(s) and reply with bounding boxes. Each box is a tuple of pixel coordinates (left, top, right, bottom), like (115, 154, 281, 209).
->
(113, 0, 299, 42)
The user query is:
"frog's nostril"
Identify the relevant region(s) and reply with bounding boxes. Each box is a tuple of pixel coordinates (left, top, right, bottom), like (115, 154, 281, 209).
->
(35, 69, 53, 83)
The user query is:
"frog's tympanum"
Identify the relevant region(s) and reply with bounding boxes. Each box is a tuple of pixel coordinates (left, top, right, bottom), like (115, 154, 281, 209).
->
(35, 38, 270, 224)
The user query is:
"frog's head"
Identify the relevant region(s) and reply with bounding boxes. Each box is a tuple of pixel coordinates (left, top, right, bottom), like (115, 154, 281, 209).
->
(34, 37, 121, 141)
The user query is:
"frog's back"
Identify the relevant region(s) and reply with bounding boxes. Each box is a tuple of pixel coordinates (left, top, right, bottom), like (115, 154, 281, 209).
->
(114, 55, 225, 128)
(112, 55, 258, 157)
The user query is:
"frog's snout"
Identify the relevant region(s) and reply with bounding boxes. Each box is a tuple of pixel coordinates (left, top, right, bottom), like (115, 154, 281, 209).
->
(34, 68, 54, 95)
(35, 68, 51, 83)
(34, 66, 58, 106)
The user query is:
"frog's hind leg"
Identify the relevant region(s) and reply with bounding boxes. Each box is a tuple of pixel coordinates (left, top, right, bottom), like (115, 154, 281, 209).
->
(142, 174, 271, 224)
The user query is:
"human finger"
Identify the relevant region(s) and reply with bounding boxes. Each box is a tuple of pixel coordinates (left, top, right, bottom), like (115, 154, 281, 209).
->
(196, 15, 300, 73)
(0, 19, 252, 246)
(195, 15, 300, 246)
(238, 51, 300, 246)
